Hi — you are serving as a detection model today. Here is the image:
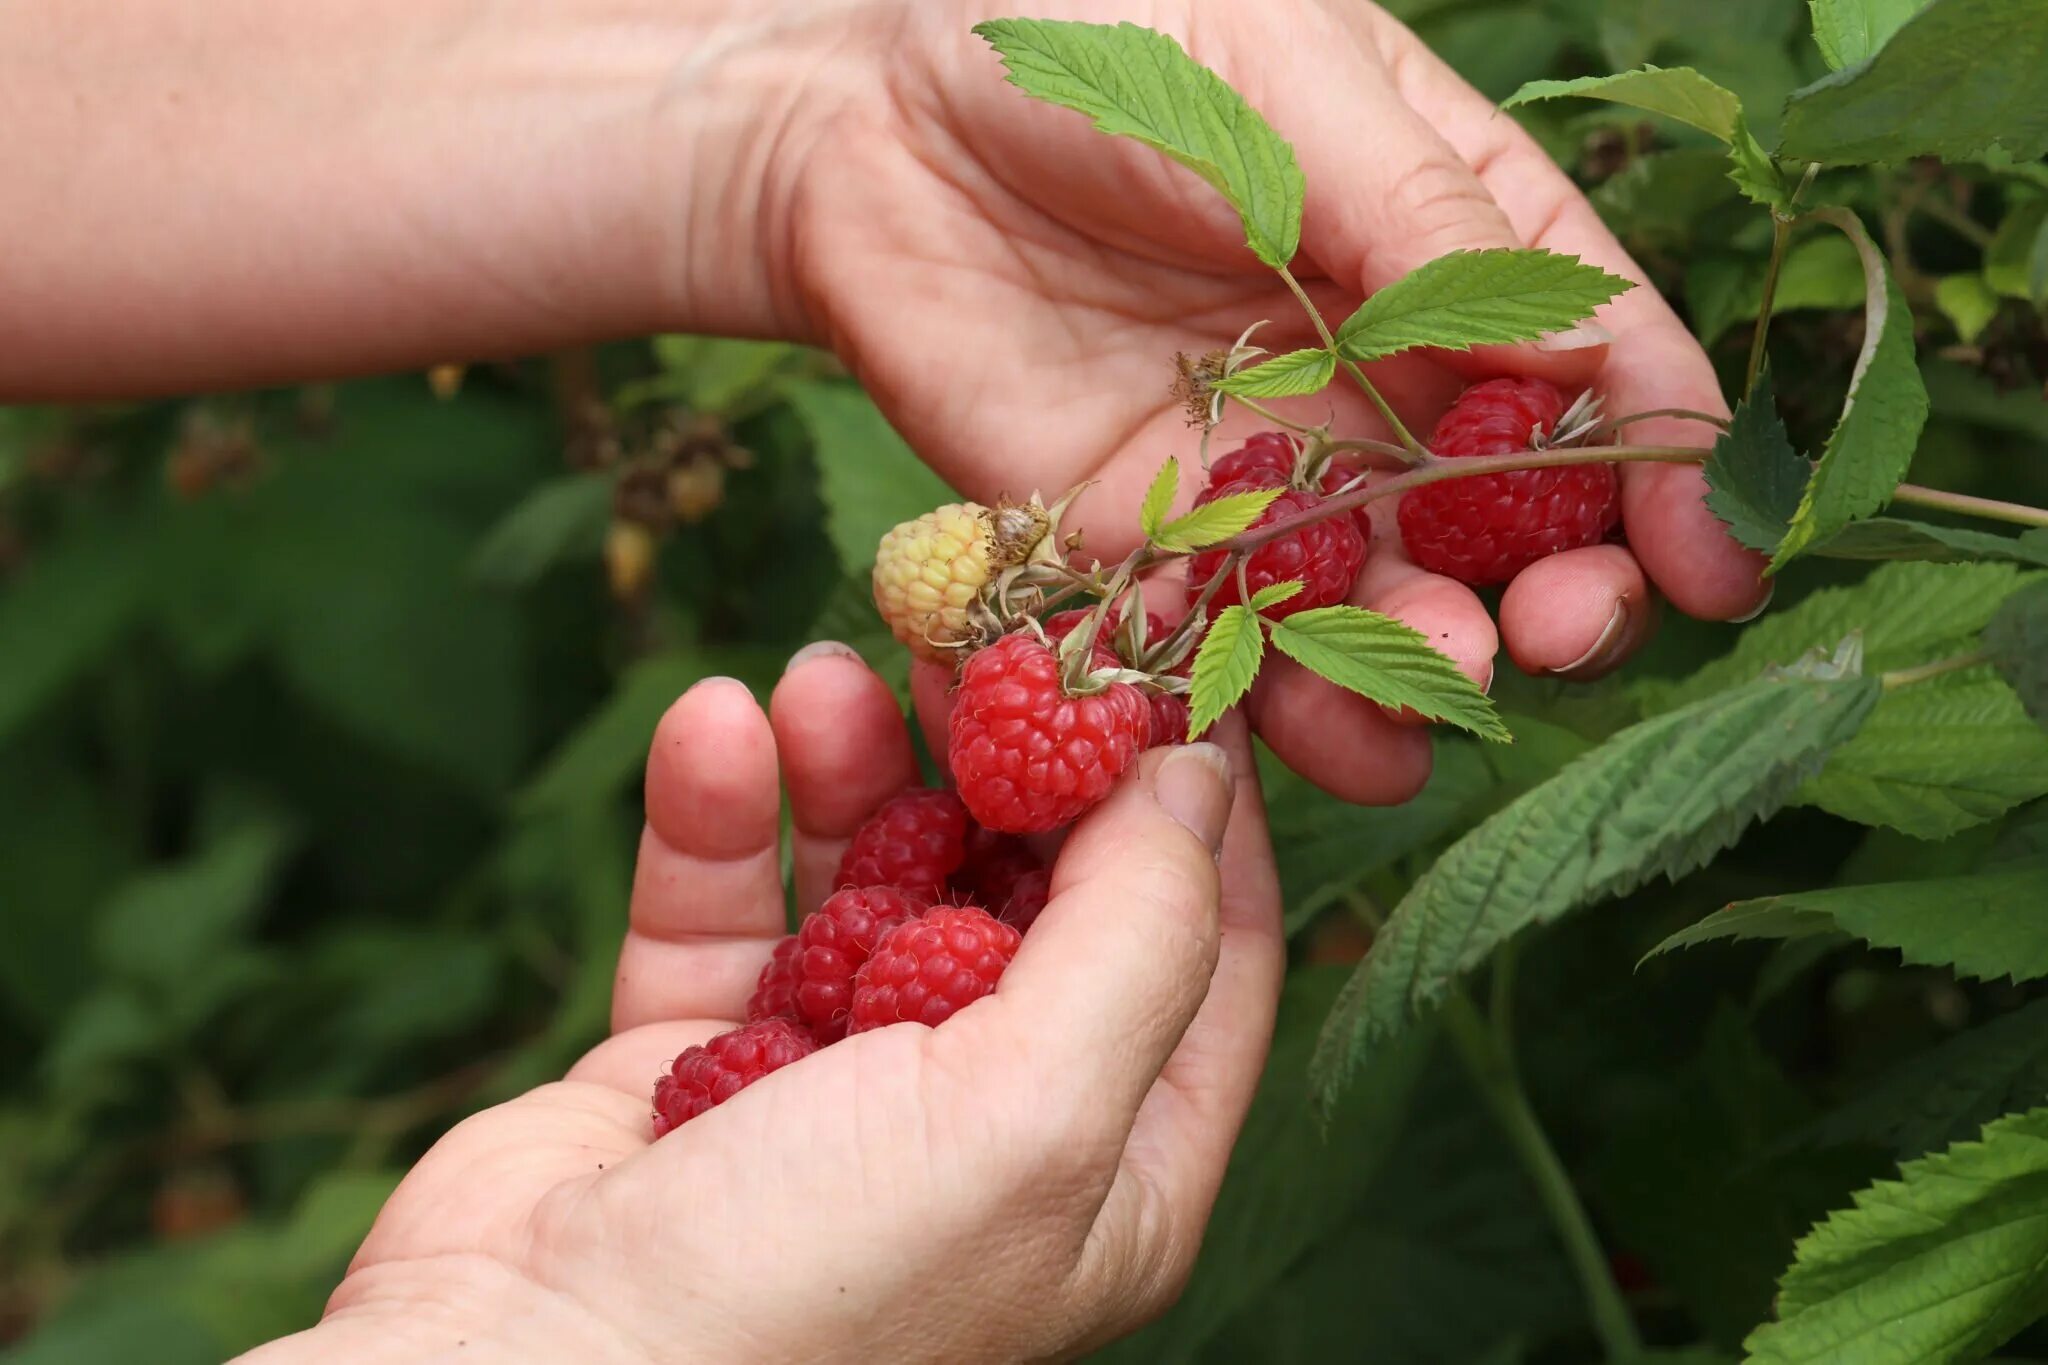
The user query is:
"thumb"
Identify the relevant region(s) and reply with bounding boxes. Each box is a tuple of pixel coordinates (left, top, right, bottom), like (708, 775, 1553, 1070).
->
(959, 743, 1234, 1126)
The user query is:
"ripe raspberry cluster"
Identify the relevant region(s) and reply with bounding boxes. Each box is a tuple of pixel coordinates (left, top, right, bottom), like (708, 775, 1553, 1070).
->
(650, 786, 1034, 1135)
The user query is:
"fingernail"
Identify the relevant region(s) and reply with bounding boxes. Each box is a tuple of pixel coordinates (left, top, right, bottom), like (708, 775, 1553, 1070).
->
(1536, 319, 1615, 353)
(784, 640, 860, 674)
(1729, 582, 1776, 624)
(1549, 597, 1632, 678)
(685, 674, 748, 697)
(1156, 743, 1233, 855)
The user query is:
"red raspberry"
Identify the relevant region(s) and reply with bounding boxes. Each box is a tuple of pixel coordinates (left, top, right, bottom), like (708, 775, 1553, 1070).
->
(952, 825, 1044, 906)
(995, 867, 1052, 933)
(1184, 481, 1366, 619)
(794, 886, 927, 1042)
(1146, 692, 1190, 747)
(1043, 603, 1171, 668)
(1396, 378, 1619, 586)
(949, 633, 1151, 834)
(1208, 430, 1299, 487)
(745, 934, 802, 1024)
(848, 906, 1022, 1033)
(835, 787, 969, 898)
(651, 1018, 815, 1136)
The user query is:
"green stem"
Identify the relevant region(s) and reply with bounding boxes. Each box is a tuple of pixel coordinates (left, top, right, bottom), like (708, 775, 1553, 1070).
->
(1229, 394, 1321, 436)
(1442, 984, 1642, 1361)
(1745, 214, 1792, 398)
(1882, 648, 1991, 692)
(1586, 407, 1731, 442)
(1892, 483, 2048, 529)
(1275, 265, 1425, 457)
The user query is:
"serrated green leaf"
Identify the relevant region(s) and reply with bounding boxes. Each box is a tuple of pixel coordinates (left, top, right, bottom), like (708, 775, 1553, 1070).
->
(1690, 231, 1870, 347)
(1800, 996, 2048, 1158)
(1312, 671, 1881, 1101)
(1188, 605, 1264, 738)
(467, 475, 611, 587)
(784, 380, 953, 574)
(1154, 485, 1283, 552)
(94, 815, 299, 989)
(1779, 0, 2048, 164)
(1212, 348, 1336, 398)
(1266, 606, 1509, 742)
(1809, 0, 1931, 69)
(1986, 578, 2048, 726)
(0, 514, 147, 745)
(1770, 211, 1928, 570)
(1333, 249, 1630, 363)
(1744, 1105, 2048, 1364)
(1802, 666, 2048, 837)
(1504, 65, 1742, 141)
(1643, 860, 2048, 983)
(1248, 579, 1304, 613)
(973, 19, 1303, 269)
(1139, 459, 1179, 542)
(1590, 148, 1744, 247)
(1933, 272, 2000, 344)
(1704, 370, 1810, 554)
(1815, 520, 2048, 567)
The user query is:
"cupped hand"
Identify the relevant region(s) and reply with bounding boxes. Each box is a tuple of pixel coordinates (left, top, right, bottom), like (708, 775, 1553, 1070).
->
(785, 0, 1768, 802)
(243, 648, 1282, 1364)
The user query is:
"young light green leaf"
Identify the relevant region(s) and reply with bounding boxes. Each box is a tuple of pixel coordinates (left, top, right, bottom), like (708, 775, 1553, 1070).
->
(1211, 348, 1336, 398)
(1504, 65, 1743, 141)
(1153, 485, 1283, 552)
(1703, 369, 1810, 554)
(1744, 1105, 2048, 1365)
(973, 19, 1304, 269)
(1809, 0, 1931, 69)
(1815, 520, 2048, 568)
(1248, 579, 1304, 613)
(1311, 671, 1882, 1102)
(467, 476, 611, 588)
(1266, 606, 1509, 742)
(1643, 860, 2048, 983)
(1933, 273, 2000, 344)
(1984, 578, 2048, 727)
(1769, 210, 1929, 570)
(1188, 604, 1264, 739)
(1798, 995, 2048, 1158)
(1779, 0, 2048, 164)
(1139, 459, 1180, 542)
(1332, 249, 1630, 363)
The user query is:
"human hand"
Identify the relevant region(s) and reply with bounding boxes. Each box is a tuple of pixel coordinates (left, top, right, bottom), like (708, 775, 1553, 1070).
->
(239, 647, 1281, 1364)
(763, 0, 1769, 802)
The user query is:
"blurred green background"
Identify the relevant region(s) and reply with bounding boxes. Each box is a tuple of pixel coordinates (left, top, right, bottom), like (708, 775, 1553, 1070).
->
(5, 0, 2047, 1360)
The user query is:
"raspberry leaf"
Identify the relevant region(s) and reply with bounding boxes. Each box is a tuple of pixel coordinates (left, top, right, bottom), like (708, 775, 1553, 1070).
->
(1742, 1106, 2048, 1365)
(1139, 460, 1180, 543)
(785, 381, 953, 575)
(1779, 0, 2048, 164)
(1311, 671, 1881, 1102)
(1188, 604, 1264, 739)
(1331, 249, 1631, 363)
(1248, 580, 1303, 613)
(1703, 368, 1810, 554)
(1212, 348, 1336, 399)
(1984, 578, 2048, 727)
(468, 476, 612, 588)
(1153, 486, 1283, 552)
(1813, 520, 2048, 567)
(972, 19, 1304, 270)
(1768, 210, 1929, 571)
(1640, 860, 2048, 983)
(1265, 606, 1509, 743)
(1809, 0, 1929, 70)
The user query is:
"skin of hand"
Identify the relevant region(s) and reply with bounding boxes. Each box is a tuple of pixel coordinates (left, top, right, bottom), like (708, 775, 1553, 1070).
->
(0, 0, 1764, 806)
(235, 646, 1284, 1365)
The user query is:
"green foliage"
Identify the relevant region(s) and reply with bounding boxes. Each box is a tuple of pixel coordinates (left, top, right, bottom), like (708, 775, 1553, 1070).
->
(1153, 486, 1282, 552)
(972, 19, 1303, 269)
(1139, 459, 1180, 541)
(1265, 607, 1508, 741)
(1331, 249, 1630, 362)
(1211, 349, 1335, 399)
(1809, 0, 1932, 69)
(1188, 605, 1263, 739)
(1986, 578, 2048, 726)
(1703, 369, 1809, 553)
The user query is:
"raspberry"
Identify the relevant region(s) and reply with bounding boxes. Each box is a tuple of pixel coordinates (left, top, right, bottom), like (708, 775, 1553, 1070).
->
(745, 934, 802, 1024)
(651, 1019, 815, 1136)
(1184, 481, 1367, 619)
(995, 867, 1052, 933)
(1043, 603, 1170, 668)
(835, 787, 969, 898)
(848, 906, 1022, 1033)
(952, 825, 1045, 908)
(1146, 692, 1190, 747)
(793, 886, 927, 1042)
(1208, 430, 1300, 487)
(1397, 378, 1619, 586)
(872, 502, 1049, 662)
(949, 633, 1151, 834)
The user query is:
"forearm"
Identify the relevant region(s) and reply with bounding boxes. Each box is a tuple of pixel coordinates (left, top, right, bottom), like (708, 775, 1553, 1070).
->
(0, 0, 857, 400)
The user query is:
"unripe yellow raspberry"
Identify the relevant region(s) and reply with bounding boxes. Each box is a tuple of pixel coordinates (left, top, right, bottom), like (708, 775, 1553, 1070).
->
(872, 502, 1047, 661)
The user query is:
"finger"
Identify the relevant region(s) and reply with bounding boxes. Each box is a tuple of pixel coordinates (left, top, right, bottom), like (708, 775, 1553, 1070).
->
(949, 743, 1234, 1139)
(769, 643, 921, 909)
(1362, 14, 1771, 620)
(1351, 518, 1498, 721)
(1247, 659, 1436, 805)
(910, 659, 954, 776)
(611, 679, 785, 1034)
(1498, 544, 1655, 678)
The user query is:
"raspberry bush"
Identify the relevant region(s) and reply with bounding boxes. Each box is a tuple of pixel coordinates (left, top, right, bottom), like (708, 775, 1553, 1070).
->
(8, 3, 2048, 1363)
